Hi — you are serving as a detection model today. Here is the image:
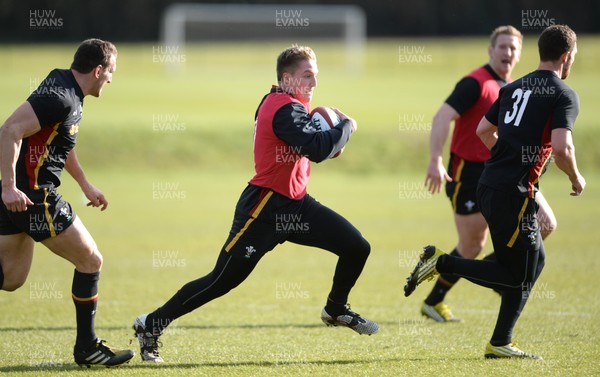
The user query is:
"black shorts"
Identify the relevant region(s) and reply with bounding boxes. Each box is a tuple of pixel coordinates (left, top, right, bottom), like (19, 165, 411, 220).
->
(477, 183, 540, 256)
(221, 184, 368, 261)
(0, 186, 76, 242)
(445, 154, 485, 215)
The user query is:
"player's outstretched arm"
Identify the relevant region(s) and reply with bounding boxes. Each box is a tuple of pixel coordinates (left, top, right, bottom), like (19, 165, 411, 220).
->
(0, 102, 41, 212)
(551, 128, 585, 196)
(65, 149, 108, 210)
(425, 103, 456, 194)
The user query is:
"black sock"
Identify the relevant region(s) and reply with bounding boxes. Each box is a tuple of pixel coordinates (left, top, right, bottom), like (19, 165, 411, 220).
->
(425, 248, 461, 305)
(490, 289, 523, 345)
(72, 270, 100, 350)
(145, 250, 262, 335)
(145, 294, 184, 335)
(0, 262, 4, 289)
(325, 296, 346, 317)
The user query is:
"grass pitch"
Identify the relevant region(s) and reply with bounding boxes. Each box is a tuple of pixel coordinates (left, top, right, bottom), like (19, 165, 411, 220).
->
(0, 170, 598, 376)
(0, 39, 599, 376)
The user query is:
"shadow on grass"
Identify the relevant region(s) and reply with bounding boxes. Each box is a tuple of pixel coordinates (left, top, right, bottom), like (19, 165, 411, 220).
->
(0, 356, 417, 373)
(0, 321, 399, 333)
(0, 321, 405, 373)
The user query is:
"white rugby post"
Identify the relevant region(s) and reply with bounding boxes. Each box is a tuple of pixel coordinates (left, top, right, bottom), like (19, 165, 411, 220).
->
(161, 3, 366, 74)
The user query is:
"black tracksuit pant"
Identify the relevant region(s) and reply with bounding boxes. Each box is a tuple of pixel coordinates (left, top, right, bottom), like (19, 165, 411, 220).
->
(146, 184, 370, 333)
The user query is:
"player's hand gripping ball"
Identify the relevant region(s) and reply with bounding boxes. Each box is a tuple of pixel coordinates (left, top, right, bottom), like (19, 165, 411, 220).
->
(310, 106, 344, 158)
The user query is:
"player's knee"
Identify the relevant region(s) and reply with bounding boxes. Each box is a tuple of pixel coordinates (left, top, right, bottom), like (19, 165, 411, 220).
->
(78, 250, 103, 273)
(91, 251, 103, 271)
(457, 241, 484, 259)
(2, 283, 21, 292)
(355, 237, 371, 260)
(2, 274, 27, 292)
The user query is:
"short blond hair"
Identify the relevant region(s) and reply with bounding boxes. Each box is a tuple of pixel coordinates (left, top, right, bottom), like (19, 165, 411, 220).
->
(490, 25, 523, 47)
(276, 45, 316, 82)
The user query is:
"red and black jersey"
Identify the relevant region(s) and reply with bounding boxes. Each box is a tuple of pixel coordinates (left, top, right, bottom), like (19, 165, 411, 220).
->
(446, 65, 508, 163)
(19, 69, 84, 190)
(480, 70, 579, 198)
(249, 86, 351, 199)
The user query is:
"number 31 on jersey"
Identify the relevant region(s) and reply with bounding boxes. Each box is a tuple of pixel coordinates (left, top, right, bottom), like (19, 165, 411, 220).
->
(504, 88, 532, 127)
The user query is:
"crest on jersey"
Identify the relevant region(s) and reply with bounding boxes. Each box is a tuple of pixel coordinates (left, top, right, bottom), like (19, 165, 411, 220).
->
(69, 124, 80, 135)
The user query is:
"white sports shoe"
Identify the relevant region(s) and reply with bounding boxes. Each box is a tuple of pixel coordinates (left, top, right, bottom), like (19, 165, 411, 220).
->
(321, 304, 379, 335)
(132, 314, 164, 363)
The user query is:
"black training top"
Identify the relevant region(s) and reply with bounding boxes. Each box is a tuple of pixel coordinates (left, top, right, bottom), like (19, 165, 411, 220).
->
(19, 69, 84, 190)
(480, 70, 579, 198)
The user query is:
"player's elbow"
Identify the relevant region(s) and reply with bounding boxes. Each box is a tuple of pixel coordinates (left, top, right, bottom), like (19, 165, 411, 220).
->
(309, 153, 328, 164)
(432, 103, 458, 126)
(431, 111, 444, 126)
(475, 119, 491, 139)
(475, 124, 485, 139)
(306, 140, 338, 163)
(302, 146, 328, 163)
(0, 121, 23, 142)
(0, 122, 9, 138)
(1, 270, 28, 292)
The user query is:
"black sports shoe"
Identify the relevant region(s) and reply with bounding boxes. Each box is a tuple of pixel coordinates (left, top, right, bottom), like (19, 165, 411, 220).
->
(404, 245, 445, 297)
(74, 339, 134, 368)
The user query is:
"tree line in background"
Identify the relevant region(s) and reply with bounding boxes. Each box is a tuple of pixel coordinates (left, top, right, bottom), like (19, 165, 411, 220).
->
(1, 0, 598, 42)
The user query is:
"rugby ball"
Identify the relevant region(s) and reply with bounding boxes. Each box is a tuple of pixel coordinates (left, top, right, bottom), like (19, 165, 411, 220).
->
(310, 106, 344, 158)
(310, 106, 340, 131)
